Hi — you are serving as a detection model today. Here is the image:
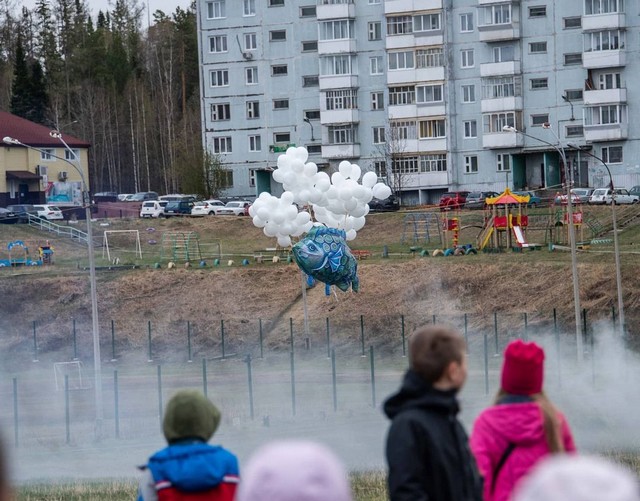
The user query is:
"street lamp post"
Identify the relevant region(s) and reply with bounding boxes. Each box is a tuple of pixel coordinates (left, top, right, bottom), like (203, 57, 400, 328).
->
(303, 117, 316, 142)
(568, 144, 624, 336)
(502, 125, 583, 361)
(3, 134, 104, 435)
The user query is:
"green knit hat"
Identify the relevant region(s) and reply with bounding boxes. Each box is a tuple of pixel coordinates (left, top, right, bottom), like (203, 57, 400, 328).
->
(162, 390, 221, 443)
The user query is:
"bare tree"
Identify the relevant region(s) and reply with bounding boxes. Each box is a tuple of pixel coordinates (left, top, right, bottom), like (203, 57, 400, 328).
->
(372, 122, 414, 205)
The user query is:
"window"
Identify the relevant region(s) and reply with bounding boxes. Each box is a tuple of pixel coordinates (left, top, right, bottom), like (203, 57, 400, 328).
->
(304, 110, 320, 120)
(529, 42, 547, 53)
(585, 104, 626, 125)
(585, 30, 624, 52)
(418, 119, 446, 139)
(465, 156, 478, 173)
(207, 0, 225, 19)
(389, 86, 415, 105)
(480, 4, 511, 25)
(320, 20, 354, 40)
(307, 145, 322, 154)
(217, 170, 233, 188)
(64, 149, 79, 160)
(388, 51, 414, 70)
(564, 53, 582, 65)
(420, 154, 447, 172)
(565, 89, 583, 100)
(531, 114, 549, 126)
(243, 0, 255, 16)
(416, 48, 444, 68)
(564, 16, 581, 29)
(585, 0, 624, 15)
(209, 35, 227, 53)
(325, 89, 358, 110)
(462, 85, 475, 103)
(271, 65, 288, 76)
(302, 41, 318, 52)
(273, 99, 289, 109)
(483, 112, 518, 133)
(601, 145, 623, 164)
(249, 135, 261, 152)
(249, 170, 256, 187)
(244, 33, 257, 51)
(303, 75, 319, 87)
(368, 21, 382, 41)
(387, 16, 412, 35)
(270, 30, 286, 41)
(213, 137, 232, 153)
(374, 161, 387, 178)
(497, 153, 511, 171)
(372, 127, 385, 144)
(597, 72, 621, 89)
(274, 132, 291, 143)
(269, 0, 284, 5)
(371, 91, 384, 110)
(392, 156, 418, 174)
(328, 125, 357, 144)
(416, 84, 443, 103)
(40, 149, 54, 161)
(246, 101, 260, 119)
(566, 125, 584, 137)
(370, 56, 384, 75)
(245, 67, 258, 85)
(460, 49, 474, 68)
(463, 120, 477, 138)
(528, 6, 546, 17)
(211, 103, 230, 121)
(493, 45, 515, 62)
(390, 120, 416, 140)
(414, 13, 440, 32)
(320, 55, 354, 75)
(460, 13, 473, 32)
(210, 69, 229, 87)
(369, 0, 381, 4)
(530, 78, 548, 90)
(300, 6, 316, 17)
(482, 76, 521, 98)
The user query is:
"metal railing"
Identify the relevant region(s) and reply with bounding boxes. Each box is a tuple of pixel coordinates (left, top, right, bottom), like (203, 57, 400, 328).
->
(27, 214, 88, 245)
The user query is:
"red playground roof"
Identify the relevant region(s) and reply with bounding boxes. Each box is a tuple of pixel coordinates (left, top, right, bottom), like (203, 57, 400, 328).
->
(486, 188, 530, 205)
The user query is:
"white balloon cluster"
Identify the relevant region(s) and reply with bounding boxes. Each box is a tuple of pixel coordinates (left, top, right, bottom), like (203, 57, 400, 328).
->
(249, 147, 392, 245)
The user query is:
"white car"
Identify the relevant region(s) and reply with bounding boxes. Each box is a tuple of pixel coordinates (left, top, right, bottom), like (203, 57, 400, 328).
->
(216, 200, 252, 216)
(589, 188, 639, 205)
(33, 204, 64, 221)
(191, 200, 225, 216)
(140, 200, 168, 218)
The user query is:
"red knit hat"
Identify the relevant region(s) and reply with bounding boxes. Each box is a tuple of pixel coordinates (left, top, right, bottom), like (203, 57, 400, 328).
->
(501, 340, 545, 395)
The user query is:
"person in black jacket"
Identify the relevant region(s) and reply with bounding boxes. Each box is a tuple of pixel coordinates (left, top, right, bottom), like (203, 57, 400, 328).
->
(384, 325, 483, 501)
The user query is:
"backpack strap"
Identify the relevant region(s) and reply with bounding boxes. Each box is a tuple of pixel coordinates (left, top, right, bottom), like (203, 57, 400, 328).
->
(490, 443, 516, 495)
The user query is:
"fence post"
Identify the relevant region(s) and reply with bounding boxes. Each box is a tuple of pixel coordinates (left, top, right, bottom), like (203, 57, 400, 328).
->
(401, 315, 406, 357)
(187, 321, 192, 363)
(326, 317, 331, 359)
(554, 308, 561, 388)
(111, 320, 117, 362)
(147, 321, 153, 362)
(114, 370, 120, 439)
(290, 350, 296, 417)
(246, 355, 254, 420)
(464, 313, 469, 353)
(611, 305, 616, 330)
(493, 312, 499, 356)
(483, 330, 489, 395)
(360, 315, 366, 357)
(259, 319, 264, 359)
(202, 358, 208, 398)
(157, 365, 163, 425)
(523, 312, 528, 341)
(331, 348, 337, 412)
(582, 308, 588, 350)
(72, 318, 78, 360)
(369, 346, 376, 408)
(13, 377, 18, 448)
(432, 314, 436, 325)
(32, 320, 39, 362)
(65, 374, 70, 444)
(289, 317, 294, 353)
(221, 320, 226, 359)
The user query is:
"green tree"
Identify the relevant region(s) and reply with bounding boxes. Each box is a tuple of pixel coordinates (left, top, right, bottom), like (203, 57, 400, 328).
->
(9, 37, 33, 118)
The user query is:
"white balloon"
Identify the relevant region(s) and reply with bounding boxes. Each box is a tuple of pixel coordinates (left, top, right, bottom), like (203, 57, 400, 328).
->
(372, 183, 392, 200)
(304, 162, 318, 177)
(253, 215, 266, 228)
(362, 171, 378, 188)
(277, 155, 291, 169)
(264, 223, 279, 238)
(350, 164, 361, 181)
(352, 216, 366, 231)
(338, 161, 352, 179)
(286, 146, 297, 156)
(295, 147, 309, 162)
(272, 169, 285, 184)
(314, 171, 330, 183)
(315, 177, 331, 192)
(283, 171, 297, 186)
(258, 191, 271, 200)
(349, 204, 367, 218)
(353, 185, 369, 201)
(277, 235, 292, 247)
(339, 186, 353, 201)
(295, 211, 311, 225)
(257, 207, 270, 221)
(291, 159, 305, 174)
(307, 189, 322, 203)
(280, 222, 294, 235)
(326, 185, 338, 199)
(344, 198, 358, 212)
(331, 172, 346, 186)
(286, 205, 299, 219)
(298, 189, 310, 203)
(281, 191, 295, 205)
(346, 229, 357, 241)
(248, 205, 257, 217)
(267, 197, 279, 209)
(302, 221, 314, 233)
(272, 210, 285, 225)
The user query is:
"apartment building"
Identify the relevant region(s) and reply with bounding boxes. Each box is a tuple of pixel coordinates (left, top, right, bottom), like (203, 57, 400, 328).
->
(197, 0, 639, 204)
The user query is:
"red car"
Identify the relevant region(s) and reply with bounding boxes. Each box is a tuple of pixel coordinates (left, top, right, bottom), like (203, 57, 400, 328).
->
(438, 191, 470, 211)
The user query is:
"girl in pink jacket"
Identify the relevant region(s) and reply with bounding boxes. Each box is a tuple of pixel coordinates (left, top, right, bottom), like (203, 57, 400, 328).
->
(470, 340, 576, 501)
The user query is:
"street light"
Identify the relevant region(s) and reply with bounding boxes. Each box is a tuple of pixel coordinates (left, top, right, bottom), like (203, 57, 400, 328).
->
(502, 125, 583, 361)
(303, 117, 316, 142)
(568, 143, 624, 336)
(3, 134, 104, 435)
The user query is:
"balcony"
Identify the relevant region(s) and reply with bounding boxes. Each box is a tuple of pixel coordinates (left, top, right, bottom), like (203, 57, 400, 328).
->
(319, 74, 358, 91)
(320, 109, 359, 125)
(478, 22, 520, 42)
(387, 66, 445, 85)
(480, 60, 521, 77)
(583, 88, 626, 106)
(318, 39, 357, 55)
(386, 33, 444, 50)
(417, 137, 447, 152)
(584, 123, 628, 142)
(482, 132, 524, 149)
(481, 96, 523, 113)
(404, 171, 448, 188)
(384, 0, 442, 14)
(479, 0, 518, 4)
(388, 104, 417, 119)
(321, 143, 360, 159)
(582, 13, 625, 32)
(582, 50, 625, 69)
(416, 102, 446, 117)
(317, 1, 355, 20)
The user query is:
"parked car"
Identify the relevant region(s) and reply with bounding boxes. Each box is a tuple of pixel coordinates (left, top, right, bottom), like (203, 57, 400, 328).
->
(163, 200, 195, 217)
(369, 195, 400, 212)
(92, 192, 119, 203)
(0, 207, 17, 224)
(629, 185, 640, 197)
(513, 191, 542, 207)
(5, 204, 36, 223)
(438, 191, 470, 211)
(464, 191, 498, 210)
(118, 194, 134, 201)
(589, 188, 639, 205)
(140, 200, 168, 218)
(555, 188, 593, 205)
(33, 204, 64, 221)
(191, 200, 225, 216)
(159, 194, 197, 203)
(217, 200, 252, 216)
(130, 191, 159, 202)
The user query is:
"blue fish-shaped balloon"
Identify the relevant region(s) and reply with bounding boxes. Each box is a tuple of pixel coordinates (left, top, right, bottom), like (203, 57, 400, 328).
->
(292, 226, 359, 295)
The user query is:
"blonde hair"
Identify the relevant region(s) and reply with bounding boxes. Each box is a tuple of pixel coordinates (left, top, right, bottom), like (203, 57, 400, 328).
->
(409, 325, 466, 384)
(495, 389, 564, 453)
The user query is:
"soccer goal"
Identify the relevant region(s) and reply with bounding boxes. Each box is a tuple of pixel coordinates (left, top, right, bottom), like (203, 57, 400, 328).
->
(54, 361, 91, 391)
(102, 230, 143, 262)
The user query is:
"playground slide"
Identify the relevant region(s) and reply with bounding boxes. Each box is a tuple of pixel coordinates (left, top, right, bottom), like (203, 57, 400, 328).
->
(479, 226, 494, 250)
(512, 225, 529, 247)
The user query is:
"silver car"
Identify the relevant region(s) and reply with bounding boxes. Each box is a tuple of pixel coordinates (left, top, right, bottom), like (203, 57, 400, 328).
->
(589, 188, 639, 205)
